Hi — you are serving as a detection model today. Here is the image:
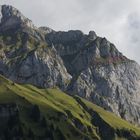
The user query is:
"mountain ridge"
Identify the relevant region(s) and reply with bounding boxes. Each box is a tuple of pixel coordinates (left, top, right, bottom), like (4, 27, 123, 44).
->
(0, 5, 140, 127)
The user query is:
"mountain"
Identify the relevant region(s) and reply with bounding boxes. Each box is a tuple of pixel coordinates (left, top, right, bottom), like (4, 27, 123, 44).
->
(46, 30, 140, 125)
(0, 5, 71, 90)
(0, 4, 140, 128)
(0, 74, 140, 140)
(0, 5, 35, 30)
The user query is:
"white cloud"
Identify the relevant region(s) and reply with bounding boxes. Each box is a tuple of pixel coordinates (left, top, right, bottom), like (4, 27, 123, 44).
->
(1, 0, 140, 63)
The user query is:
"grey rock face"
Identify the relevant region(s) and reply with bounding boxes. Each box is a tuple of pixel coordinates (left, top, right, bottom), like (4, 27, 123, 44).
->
(0, 5, 36, 31)
(0, 35, 71, 89)
(8, 47, 71, 89)
(46, 30, 98, 75)
(88, 31, 97, 40)
(0, 8, 71, 89)
(46, 29, 140, 125)
(71, 62, 140, 125)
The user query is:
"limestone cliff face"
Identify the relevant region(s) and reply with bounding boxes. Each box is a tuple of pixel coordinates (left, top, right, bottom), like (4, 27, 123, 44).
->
(0, 33, 71, 89)
(0, 5, 71, 89)
(46, 31, 140, 125)
(1, 5, 140, 125)
(71, 62, 140, 124)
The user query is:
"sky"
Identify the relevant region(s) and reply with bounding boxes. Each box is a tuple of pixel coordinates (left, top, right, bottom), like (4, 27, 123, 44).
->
(1, 0, 140, 64)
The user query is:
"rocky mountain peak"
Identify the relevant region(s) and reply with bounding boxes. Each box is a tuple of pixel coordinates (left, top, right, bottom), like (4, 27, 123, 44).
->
(39, 26, 54, 34)
(0, 5, 36, 31)
(88, 30, 97, 40)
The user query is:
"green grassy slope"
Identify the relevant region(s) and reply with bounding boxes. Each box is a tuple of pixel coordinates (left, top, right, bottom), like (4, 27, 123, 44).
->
(0, 75, 140, 140)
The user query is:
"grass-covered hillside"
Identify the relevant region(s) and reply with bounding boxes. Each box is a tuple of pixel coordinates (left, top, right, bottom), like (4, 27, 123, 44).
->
(0, 75, 140, 140)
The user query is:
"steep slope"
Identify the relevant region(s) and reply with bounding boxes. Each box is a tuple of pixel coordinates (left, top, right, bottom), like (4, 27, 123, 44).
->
(0, 74, 140, 140)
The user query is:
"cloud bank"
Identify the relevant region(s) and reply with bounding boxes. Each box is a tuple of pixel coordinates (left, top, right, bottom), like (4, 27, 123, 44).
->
(1, 0, 140, 63)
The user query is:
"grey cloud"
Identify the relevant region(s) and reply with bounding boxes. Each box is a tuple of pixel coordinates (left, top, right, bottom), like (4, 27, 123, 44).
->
(121, 13, 140, 63)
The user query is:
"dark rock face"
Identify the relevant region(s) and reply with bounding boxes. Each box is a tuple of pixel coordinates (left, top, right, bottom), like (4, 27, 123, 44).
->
(1, 5, 140, 125)
(46, 30, 98, 75)
(0, 104, 18, 127)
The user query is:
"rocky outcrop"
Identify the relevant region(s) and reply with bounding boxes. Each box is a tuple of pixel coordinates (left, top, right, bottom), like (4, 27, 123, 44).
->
(0, 5, 36, 31)
(46, 30, 98, 75)
(8, 46, 71, 89)
(39, 26, 54, 34)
